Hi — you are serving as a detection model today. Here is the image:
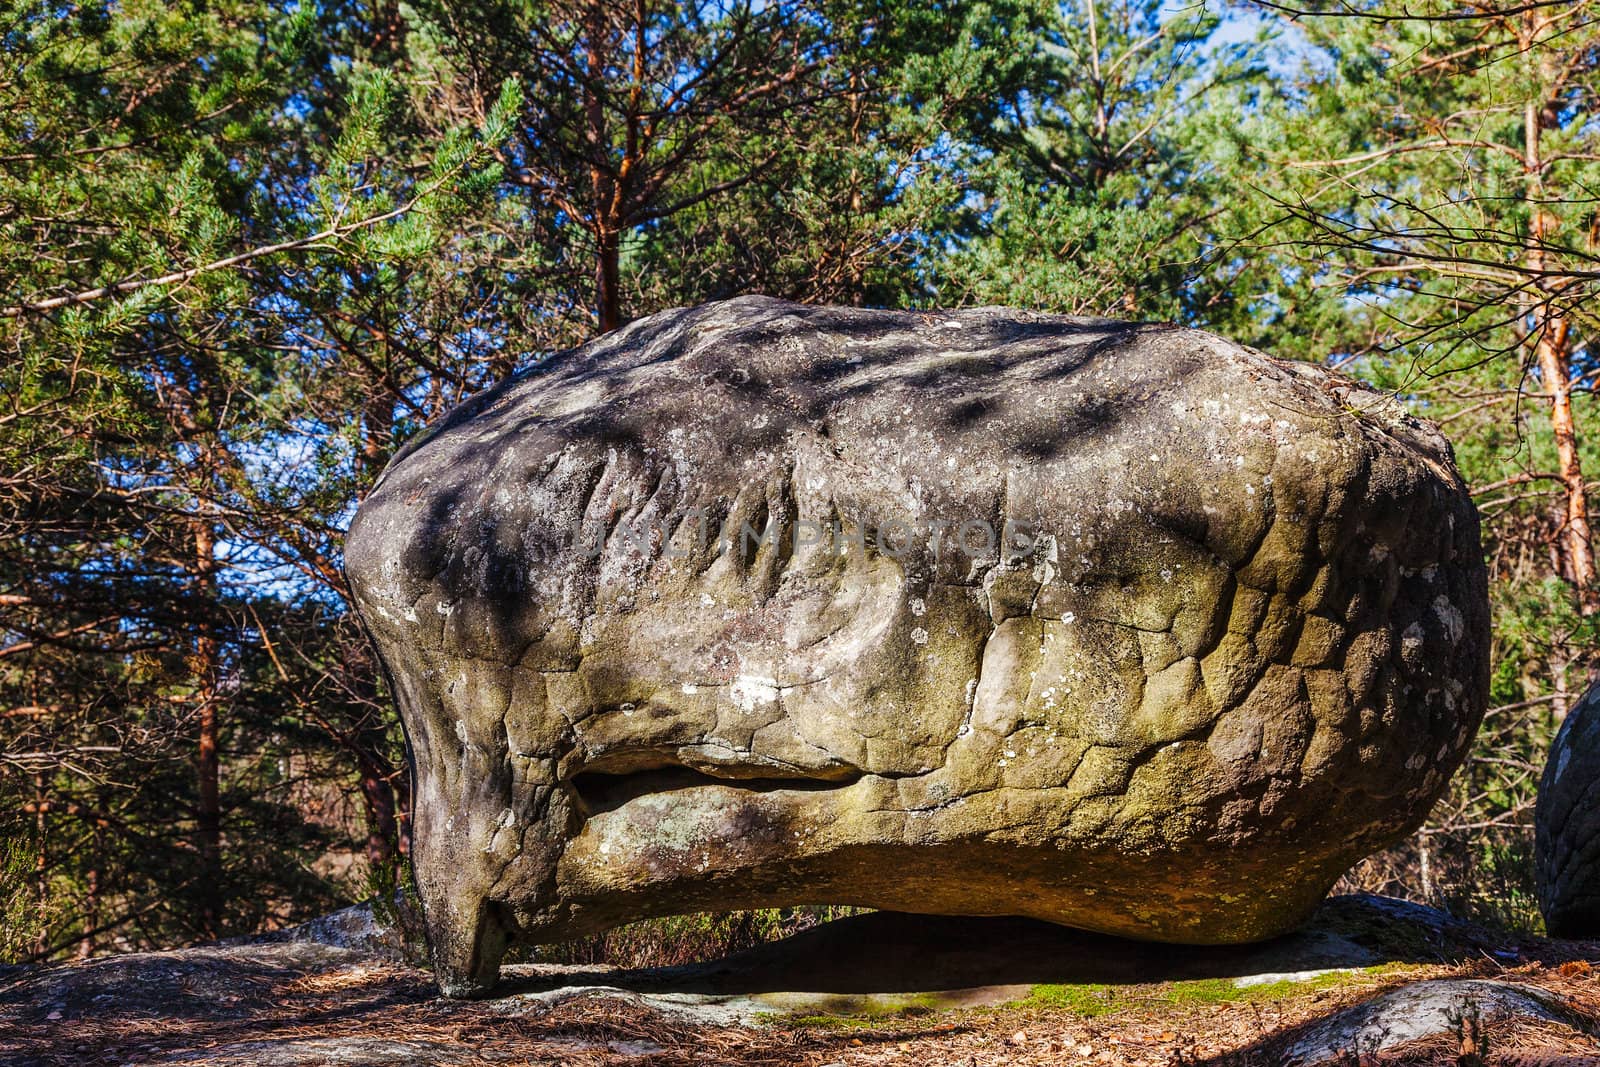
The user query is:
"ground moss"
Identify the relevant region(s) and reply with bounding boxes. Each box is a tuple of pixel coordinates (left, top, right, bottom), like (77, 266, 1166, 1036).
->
(1024, 963, 1414, 1016)
(1024, 982, 1121, 1016)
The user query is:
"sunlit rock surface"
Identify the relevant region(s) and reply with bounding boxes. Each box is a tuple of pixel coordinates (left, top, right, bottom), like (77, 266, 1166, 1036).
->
(344, 296, 1489, 997)
(1537, 681, 1600, 935)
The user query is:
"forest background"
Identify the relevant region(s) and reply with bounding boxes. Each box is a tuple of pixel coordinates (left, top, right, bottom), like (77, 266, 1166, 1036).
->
(3, 0, 1594, 963)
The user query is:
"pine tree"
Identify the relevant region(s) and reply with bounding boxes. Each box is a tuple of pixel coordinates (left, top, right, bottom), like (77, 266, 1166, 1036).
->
(927, 0, 1270, 321)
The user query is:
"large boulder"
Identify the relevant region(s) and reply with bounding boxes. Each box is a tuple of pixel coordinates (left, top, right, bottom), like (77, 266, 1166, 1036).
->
(1536, 682, 1600, 935)
(344, 297, 1489, 997)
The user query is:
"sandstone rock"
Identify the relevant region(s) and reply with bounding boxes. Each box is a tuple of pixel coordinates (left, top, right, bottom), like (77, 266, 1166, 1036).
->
(343, 296, 1489, 997)
(1536, 680, 1600, 935)
(1274, 979, 1582, 1066)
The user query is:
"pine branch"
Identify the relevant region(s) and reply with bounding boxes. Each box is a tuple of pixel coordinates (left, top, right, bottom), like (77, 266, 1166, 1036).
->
(1, 198, 424, 319)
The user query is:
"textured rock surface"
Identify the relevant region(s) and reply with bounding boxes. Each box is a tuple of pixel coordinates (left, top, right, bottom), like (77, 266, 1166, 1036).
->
(1537, 681, 1600, 935)
(343, 296, 1490, 996)
(1276, 980, 1582, 1066)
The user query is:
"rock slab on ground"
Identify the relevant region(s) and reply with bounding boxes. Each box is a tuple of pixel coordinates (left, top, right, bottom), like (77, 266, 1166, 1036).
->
(344, 296, 1491, 996)
(1277, 979, 1588, 1065)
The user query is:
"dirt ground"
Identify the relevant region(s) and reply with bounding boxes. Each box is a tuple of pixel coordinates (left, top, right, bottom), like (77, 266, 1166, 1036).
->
(5, 897, 1600, 1066)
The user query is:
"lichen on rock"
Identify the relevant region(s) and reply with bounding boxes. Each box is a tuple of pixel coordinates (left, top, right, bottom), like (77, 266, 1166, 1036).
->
(343, 296, 1490, 997)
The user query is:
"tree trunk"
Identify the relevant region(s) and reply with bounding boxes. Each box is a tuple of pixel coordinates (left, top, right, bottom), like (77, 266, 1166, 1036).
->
(78, 785, 106, 959)
(1533, 317, 1595, 611)
(1550, 648, 1572, 724)
(190, 519, 223, 938)
(77, 864, 98, 960)
(1525, 72, 1597, 614)
(33, 772, 47, 958)
(392, 750, 413, 858)
(358, 754, 399, 874)
(595, 224, 622, 333)
(1419, 835, 1433, 904)
(582, 2, 625, 334)
(359, 391, 393, 482)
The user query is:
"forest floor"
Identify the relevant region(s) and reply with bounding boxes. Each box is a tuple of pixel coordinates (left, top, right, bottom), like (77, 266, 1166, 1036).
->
(4, 896, 1600, 1066)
